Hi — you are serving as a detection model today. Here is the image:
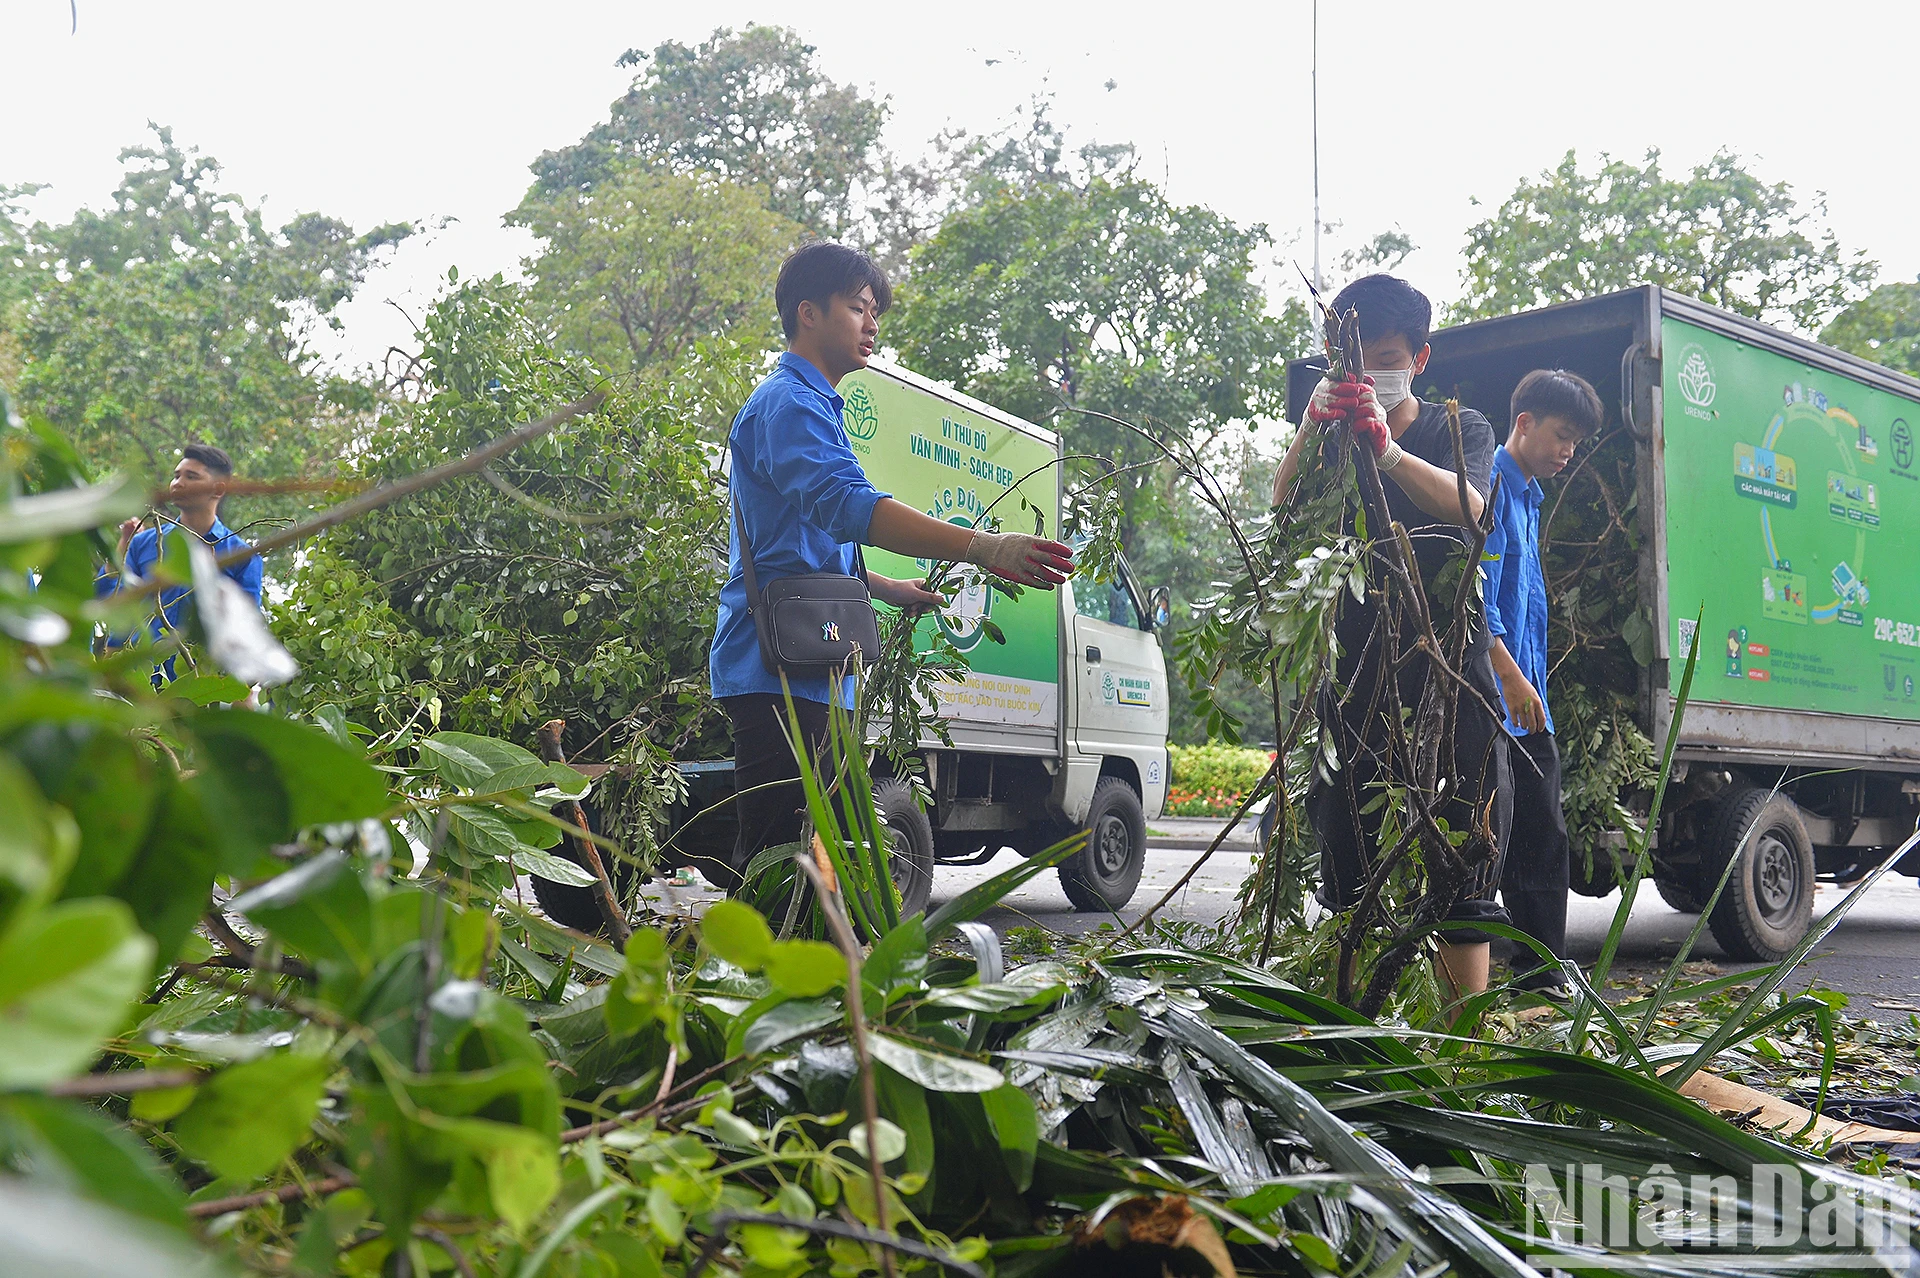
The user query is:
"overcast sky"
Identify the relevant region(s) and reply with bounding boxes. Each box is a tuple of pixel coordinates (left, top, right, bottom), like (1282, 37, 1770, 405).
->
(8, 0, 1919, 372)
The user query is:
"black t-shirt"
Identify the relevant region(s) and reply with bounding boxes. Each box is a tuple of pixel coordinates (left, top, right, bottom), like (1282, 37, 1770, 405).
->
(1334, 398, 1496, 662)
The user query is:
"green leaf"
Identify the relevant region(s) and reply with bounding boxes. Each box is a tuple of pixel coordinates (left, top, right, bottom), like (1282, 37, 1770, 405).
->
(191, 710, 389, 829)
(43, 729, 157, 900)
(4, 1094, 188, 1230)
(845, 1116, 907, 1163)
(701, 899, 773, 970)
(161, 674, 251, 706)
(0, 474, 144, 545)
(476, 761, 588, 797)
(510, 845, 597, 887)
(0, 754, 65, 922)
(862, 915, 927, 1004)
(646, 1180, 684, 1245)
(867, 1034, 1005, 1093)
(0, 898, 154, 1087)
(873, 1062, 934, 1181)
(420, 732, 542, 790)
(129, 1085, 197, 1123)
(1289, 1232, 1342, 1271)
(172, 1053, 331, 1181)
(230, 851, 375, 972)
(108, 777, 221, 962)
(740, 997, 841, 1056)
(0, 1179, 234, 1278)
(762, 939, 846, 997)
(980, 1082, 1040, 1192)
(420, 1115, 559, 1235)
(444, 805, 562, 868)
(738, 1223, 806, 1269)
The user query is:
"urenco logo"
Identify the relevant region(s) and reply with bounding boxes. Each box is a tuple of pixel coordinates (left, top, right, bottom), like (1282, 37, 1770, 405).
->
(1677, 345, 1717, 412)
(842, 382, 879, 441)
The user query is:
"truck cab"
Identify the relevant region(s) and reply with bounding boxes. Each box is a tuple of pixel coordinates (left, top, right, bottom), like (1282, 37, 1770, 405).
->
(856, 361, 1170, 915)
(530, 363, 1174, 933)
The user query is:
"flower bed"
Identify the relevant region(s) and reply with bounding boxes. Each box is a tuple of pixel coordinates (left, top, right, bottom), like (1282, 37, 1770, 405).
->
(1165, 742, 1275, 816)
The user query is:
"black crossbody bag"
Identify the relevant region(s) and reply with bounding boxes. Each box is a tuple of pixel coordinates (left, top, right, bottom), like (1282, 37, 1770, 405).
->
(732, 455, 882, 678)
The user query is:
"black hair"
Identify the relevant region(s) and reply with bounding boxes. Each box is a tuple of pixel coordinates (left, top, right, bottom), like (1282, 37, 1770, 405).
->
(180, 442, 234, 476)
(1325, 273, 1431, 352)
(775, 242, 892, 341)
(1511, 368, 1604, 436)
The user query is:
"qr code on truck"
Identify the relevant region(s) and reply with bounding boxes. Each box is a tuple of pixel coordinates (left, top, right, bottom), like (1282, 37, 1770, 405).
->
(1676, 617, 1696, 660)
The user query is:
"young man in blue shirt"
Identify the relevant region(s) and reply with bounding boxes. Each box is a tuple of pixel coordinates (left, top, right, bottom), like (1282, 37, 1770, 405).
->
(96, 442, 264, 682)
(708, 242, 1074, 889)
(1481, 369, 1603, 992)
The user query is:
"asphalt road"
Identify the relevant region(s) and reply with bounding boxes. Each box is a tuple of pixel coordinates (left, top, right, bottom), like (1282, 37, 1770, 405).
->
(923, 819, 1920, 1010)
(621, 816, 1920, 1009)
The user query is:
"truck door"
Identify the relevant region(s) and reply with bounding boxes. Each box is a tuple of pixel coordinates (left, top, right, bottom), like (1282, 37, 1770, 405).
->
(1066, 566, 1170, 803)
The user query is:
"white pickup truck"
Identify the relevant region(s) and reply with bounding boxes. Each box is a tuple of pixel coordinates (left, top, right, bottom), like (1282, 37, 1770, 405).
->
(531, 361, 1173, 930)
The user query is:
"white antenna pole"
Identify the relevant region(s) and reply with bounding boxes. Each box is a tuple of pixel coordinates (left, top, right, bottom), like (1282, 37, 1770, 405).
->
(1311, 0, 1322, 293)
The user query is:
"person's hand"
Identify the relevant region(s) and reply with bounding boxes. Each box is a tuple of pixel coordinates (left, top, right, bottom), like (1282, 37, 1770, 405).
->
(1498, 665, 1548, 734)
(1309, 377, 1389, 457)
(116, 517, 142, 553)
(963, 531, 1074, 588)
(868, 573, 945, 616)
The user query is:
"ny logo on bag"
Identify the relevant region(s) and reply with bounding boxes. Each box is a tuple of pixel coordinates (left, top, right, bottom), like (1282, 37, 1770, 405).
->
(821, 621, 841, 643)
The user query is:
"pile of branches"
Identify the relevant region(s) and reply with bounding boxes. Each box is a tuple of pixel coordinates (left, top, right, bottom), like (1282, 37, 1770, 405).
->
(1165, 303, 1503, 1012)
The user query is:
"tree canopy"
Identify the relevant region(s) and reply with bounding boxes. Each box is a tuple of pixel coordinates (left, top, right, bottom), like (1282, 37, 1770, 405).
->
(2, 127, 408, 480)
(1454, 148, 1876, 333)
(528, 24, 888, 240)
(1821, 276, 1920, 377)
(888, 162, 1300, 550)
(511, 163, 799, 380)
(277, 275, 743, 769)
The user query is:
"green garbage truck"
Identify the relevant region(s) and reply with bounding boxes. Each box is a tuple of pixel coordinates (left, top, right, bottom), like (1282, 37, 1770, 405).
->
(1289, 286, 1920, 961)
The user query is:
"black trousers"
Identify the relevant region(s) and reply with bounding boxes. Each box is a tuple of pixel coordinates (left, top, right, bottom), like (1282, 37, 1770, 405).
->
(1501, 730, 1570, 988)
(713, 694, 831, 890)
(1307, 643, 1514, 944)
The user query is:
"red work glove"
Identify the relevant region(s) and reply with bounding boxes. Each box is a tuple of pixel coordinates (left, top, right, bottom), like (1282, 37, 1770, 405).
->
(1306, 376, 1389, 457)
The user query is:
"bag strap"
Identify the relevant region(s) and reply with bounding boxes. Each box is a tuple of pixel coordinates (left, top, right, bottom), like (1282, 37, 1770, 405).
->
(731, 447, 767, 659)
(731, 441, 870, 605)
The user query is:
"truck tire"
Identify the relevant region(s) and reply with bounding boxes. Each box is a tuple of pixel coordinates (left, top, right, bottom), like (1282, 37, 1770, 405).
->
(1654, 874, 1703, 914)
(874, 778, 935, 918)
(1058, 777, 1147, 912)
(528, 841, 637, 937)
(1704, 786, 1814, 962)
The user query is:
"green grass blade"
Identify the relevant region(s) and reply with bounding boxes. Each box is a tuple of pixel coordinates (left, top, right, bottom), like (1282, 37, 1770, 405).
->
(1151, 1007, 1540, 1277)
(1630, 772, 1789, 1047)
(1664, 824, 1920, 1090)
(923, 832, 1085, 940)
(1573, 604, 1703, 1051)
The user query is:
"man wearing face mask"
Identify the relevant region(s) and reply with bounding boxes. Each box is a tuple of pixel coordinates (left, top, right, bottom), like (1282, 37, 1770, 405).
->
(1273, 273, 1511, 1003)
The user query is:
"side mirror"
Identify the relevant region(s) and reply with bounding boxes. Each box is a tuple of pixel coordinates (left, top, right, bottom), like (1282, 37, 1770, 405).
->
(1148, 586, 1172, 630)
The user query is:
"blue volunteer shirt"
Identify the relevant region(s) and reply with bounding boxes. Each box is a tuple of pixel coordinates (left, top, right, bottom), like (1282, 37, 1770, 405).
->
(95, 518, 265, 645)
(1480, 445, 1553, 735)
(709, 353, 890, 708)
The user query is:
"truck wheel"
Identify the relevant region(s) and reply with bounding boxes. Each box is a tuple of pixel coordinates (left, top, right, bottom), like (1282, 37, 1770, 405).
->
(874, 778, 935, 918)
(1058, 777, 1147, 912)
(1704, 786, 1814, 962)
(528, 840, 637, 937)
(1570, 845, 1628, 897)
(1654, 874, 1703, 914)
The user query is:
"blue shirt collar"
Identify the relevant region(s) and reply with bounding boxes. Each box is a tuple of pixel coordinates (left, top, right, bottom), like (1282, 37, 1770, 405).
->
(1494, 445, 1544, 505)
(777, 351, 843, 408)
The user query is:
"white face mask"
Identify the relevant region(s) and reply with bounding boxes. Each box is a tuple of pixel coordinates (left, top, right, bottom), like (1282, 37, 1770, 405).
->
(1364, 366, 1415, 411)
